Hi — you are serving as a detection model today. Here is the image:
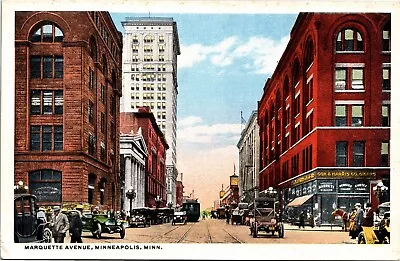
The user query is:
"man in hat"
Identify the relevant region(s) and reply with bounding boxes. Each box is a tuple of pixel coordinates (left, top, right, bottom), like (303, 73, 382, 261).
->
(37, 207, 47, 223)
(69, 206, 83, 243)
(51, 206, 69, 243)
(354, 203, 364, 239)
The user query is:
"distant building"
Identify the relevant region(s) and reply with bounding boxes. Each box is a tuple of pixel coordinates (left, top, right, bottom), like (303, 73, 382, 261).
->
(257, 13, 390, 225)
(175, 173, 184, 207)
(120, 17, 181, 207)
(14, 11, 122, 209)
(120, 129, 148, 210)
(120, 108, 169, 207)
(237, 110, 260, 203)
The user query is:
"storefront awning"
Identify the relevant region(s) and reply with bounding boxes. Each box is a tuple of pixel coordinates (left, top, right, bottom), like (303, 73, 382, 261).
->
(287, 194, 314, 207)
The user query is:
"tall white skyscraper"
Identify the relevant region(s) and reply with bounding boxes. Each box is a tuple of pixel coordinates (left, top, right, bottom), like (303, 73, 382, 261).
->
(121, 17, 180, 206)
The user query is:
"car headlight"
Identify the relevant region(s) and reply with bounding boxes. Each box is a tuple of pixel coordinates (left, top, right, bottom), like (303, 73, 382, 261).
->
(105, 221, 112, 225)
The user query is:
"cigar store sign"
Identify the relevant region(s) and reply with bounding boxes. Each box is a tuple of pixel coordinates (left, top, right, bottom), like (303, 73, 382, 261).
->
(291, 170, 375, 186)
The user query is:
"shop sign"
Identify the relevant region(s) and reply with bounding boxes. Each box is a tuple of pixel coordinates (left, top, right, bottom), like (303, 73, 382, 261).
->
(354, 182, 369, 193)
(338, 182, 353, 193)
(318, 180, 336, 193)
(291, 172, 316, 186)
(316, 170, 375, 179)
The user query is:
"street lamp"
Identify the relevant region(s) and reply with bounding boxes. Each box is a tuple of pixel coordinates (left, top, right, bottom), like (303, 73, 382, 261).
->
(125, 187, 136, 215)
(14, 180, 28, 194)
(373, 181, 388, 205)
(155, 195, 161, 208)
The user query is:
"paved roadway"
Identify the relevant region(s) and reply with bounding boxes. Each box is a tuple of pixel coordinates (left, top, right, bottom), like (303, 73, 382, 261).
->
(78, 218, 350, 244)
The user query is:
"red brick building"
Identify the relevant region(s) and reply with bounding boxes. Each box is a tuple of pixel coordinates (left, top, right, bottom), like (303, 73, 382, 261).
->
(176, 173, 184, 207)
(120, 108, 169, 207)
(14, 12, 123, 209)
(258, 13, 390, 225)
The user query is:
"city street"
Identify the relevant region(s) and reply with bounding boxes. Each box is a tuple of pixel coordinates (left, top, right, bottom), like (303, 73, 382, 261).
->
(79, 218, 350, 244)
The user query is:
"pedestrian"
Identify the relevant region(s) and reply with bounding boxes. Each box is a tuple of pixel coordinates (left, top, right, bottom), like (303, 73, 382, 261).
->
(348, 208, 357, 239)
(363, 203, 374, 227)
(37, 207, 47, 224)
(50, 206, 69, 243)
(69, 209, 83, 243)
(354, 203, 364, 238)
(298, 210, 305, 229)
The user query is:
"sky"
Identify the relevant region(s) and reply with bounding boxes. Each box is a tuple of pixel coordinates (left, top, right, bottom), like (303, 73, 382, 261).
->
(111, 12, 298, 209)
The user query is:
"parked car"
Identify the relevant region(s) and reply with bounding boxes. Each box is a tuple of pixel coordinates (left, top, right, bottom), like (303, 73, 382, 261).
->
(128, 207, 151, 228)
(14, 194, 52, 243)
(172, 210, 187, 225)
(81, 211, 126, 239)
(231, 208, 242, 225)
(249, 197, 284, 238)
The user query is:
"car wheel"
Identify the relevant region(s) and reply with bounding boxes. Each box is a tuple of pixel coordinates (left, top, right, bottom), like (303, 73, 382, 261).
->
(278, 224, 284, 238)
(42, 227, 52, 243)
(120, 227, 126, 239)
(358, 232, 366, 244)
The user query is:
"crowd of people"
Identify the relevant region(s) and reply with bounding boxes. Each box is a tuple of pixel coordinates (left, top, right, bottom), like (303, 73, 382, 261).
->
(348, 202, 374, 240)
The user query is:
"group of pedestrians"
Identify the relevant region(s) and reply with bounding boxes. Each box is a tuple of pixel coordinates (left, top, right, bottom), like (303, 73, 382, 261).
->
(348, 202, 374, 240)
(38, 205, 84, 243)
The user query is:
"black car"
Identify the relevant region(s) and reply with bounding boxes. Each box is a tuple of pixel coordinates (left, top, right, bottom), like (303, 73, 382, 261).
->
(128, 207, 151, 227)
(14, 194, 52, 243)
(172, 210, 186, 225)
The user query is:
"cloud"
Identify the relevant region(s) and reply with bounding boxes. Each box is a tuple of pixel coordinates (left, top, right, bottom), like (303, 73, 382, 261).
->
(178, 35, 290, 75)
(177, 116, 241, 144)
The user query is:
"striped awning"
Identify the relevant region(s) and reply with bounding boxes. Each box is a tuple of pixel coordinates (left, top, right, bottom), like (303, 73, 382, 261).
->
(287, 194, 314, 207)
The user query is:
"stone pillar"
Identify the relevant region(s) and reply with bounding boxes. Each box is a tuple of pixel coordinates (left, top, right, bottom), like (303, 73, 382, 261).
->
(124, 155, 132, 212)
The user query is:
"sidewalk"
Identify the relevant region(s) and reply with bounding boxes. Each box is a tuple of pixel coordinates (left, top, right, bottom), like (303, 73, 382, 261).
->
(283, 222, 344, 232)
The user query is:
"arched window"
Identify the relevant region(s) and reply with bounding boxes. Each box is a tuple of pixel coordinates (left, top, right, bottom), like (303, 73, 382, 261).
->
(304, 39, 314, 70)
(89, 36, 97, 61)
(88, 174, 96, 204)
(336, 28, 363, 51)
(292, 59, 300, 88)
(29, 170, 62, 203)
(30, 22, 63, 42)
(283, 76, 290, 99)
(383, 22, 391, 51)
(102, 54, 108, 75)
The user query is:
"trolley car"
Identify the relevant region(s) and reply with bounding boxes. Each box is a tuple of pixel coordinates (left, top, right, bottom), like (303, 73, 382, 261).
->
(181, 199, 200, 222)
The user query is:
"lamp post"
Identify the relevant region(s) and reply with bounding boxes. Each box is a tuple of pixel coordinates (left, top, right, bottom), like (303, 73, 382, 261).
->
(373, 181, 388, 206)
(155, 195, 161, 209)
(125, 187, 136, 215)
(14, 180, 29, 194)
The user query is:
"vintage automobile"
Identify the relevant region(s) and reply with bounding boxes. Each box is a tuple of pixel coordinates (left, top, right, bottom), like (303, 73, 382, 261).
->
(128, 207, 151, 227)
(172, 210, 187, 225)
(157, 207, 174, 223)
(81, 211, 126, 239)
(358, 202, 390, 244)
(249, 197, 284, 238)
(14, 194, 52, 243)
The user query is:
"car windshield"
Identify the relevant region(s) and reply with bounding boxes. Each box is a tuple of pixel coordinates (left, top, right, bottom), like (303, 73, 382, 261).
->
(254, 208, 274, 217)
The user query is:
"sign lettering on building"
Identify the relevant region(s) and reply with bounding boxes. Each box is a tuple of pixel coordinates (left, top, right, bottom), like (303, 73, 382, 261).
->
(291, 172, 316, 186)
(291, 170, 375, 186)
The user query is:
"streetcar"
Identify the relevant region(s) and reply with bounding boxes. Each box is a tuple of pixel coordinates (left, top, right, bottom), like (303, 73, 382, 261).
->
(181, 199, 200, 222)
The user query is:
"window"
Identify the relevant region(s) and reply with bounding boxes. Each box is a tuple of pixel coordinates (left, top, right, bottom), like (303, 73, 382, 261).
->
(144, 34, 154, 43)
(352, 141, 365, 167)
(100, 142, 106, 161)
(159, 55, 165, 61)
(383, 68, 390, 90)
(30, 126, 40, 151)
(294, 95, 300, 116)
(88, 133, 95, 156)
(29, 170, 62, 203)
(294, 124, 300, 143)
(336, 141, 348, 166)
(335, 67, 364, 90)
(305, 78, 313, 103)
(302, 145, 313, 172)
(336, 28, 363, 51)
(381, 142, 389, 166)
(30, 90, 63, 115)
(89, 68, 95, 89)
(382, 105, 390, 127)
(30, 23, 63, 42)
(291, 154, 299, 176)
(351, 105, 363, 126)
(99, 178, 106, 205)
(30, 56, 63, 79)
(383, 22, 391, 51)
(88, 100, 94, 124)
(305, 112, 313, 134)
(101, 113, 105, 133)
(335, 105, 347, 126)
(30, 125, 63, 151)
(100, 84, 105, 102)
(88, 174, 96, 204)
